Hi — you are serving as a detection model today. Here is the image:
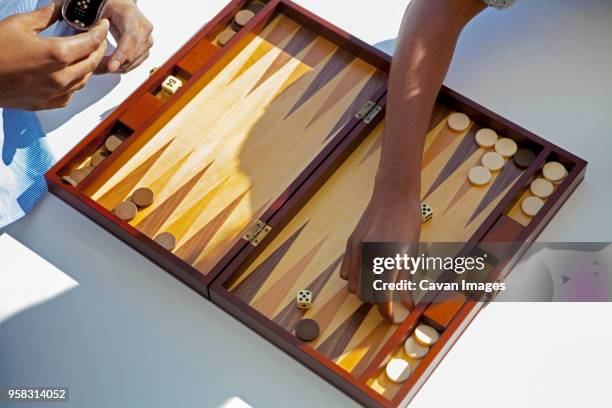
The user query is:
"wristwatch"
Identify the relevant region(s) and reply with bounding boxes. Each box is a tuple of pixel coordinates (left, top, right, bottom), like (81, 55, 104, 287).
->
(61, 0, 108, 31)
(481, 0, 516, 9)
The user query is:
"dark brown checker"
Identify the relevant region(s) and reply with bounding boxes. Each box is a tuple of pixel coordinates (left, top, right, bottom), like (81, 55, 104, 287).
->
(514, 148, 537, 169)
(295, 318, 320, 342)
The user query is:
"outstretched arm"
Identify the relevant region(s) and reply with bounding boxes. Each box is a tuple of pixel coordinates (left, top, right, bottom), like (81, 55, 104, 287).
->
(339, 0, 486, 322)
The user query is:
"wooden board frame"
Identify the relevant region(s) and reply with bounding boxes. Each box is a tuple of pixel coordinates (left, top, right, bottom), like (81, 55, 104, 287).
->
(45, 0, 389, 298)
(45, 1, 588, 407)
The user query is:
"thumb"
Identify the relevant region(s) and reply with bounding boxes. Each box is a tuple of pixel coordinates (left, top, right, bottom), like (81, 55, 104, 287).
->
(27, 2, 62, 32)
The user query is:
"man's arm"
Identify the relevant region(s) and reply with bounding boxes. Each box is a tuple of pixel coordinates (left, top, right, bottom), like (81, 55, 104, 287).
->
(339, 0, 486, 322)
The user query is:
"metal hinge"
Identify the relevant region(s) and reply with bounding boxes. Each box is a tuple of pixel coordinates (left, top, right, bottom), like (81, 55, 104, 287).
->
(355, 101, 376, 120)
(243, 220, 272, 246)
(364, 104, 383, 124)
(354, 100, 383, 124)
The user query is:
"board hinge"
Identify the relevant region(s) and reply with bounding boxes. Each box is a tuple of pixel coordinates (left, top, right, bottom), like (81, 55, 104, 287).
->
(355, 101, 376, 120)
(363, 104, 383, 124)
(243, 220, 272, 246)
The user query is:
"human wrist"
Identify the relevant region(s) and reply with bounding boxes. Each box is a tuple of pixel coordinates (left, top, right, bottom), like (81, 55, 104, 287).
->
(371, 176, 421, 211)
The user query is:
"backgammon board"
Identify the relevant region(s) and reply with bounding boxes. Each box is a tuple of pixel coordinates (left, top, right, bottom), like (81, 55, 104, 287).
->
(46, 1, 587, 406)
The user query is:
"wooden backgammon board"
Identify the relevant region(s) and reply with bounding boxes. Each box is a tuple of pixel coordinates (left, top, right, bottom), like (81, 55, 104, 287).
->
(45, 1, 587, 406)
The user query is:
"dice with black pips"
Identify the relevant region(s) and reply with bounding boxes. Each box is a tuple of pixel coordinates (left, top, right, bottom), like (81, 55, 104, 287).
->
(296, 289, 313, 310)
(421, 203, 433, 224)
(161, 75, 183, 96)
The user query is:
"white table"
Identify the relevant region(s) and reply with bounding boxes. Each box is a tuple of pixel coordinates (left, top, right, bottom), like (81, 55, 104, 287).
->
(2, 1, 612, 407)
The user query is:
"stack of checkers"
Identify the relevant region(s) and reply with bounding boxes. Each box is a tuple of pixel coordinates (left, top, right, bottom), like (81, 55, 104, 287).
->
(521, 161, 567, 217)
(62, 133, 125, 187)
(385, 324, 439, 383)
(216, 7, 256, 46)
(462, 122, 538, 187)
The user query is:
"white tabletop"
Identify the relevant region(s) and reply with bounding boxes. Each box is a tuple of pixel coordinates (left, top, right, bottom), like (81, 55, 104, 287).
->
(2, 1, 612, 407)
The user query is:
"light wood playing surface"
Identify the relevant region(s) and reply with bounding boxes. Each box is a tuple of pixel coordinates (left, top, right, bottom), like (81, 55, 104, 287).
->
(226, 103, 530, 398)
(85, 14, 386, 275)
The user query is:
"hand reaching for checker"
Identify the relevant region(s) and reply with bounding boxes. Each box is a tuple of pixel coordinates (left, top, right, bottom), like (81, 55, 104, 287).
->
(340, 190, 420, 323)
(0, 2, 109, 110)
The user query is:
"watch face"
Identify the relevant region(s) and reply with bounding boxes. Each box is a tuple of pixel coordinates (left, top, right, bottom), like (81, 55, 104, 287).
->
(64, 0, 106, 29)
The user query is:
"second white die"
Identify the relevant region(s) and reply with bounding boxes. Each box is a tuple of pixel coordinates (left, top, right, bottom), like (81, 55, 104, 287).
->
(297, 290, 313, 310)
(421, 203, 433, 224)
(162, 75, 183, 95)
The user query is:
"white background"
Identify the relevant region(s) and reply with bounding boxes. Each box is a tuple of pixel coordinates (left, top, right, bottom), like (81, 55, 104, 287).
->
(1, 1, 612, 407)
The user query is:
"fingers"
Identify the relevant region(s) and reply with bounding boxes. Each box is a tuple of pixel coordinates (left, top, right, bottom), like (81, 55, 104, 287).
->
(58, 37, 107, 85)
(36, 23, 108, 111)
(340, 236, 360, 294)
(108, 13, 153, 73)
(46, 19, 109, 67)
(108, 29, 138, 72)
(346, 242, 358, 294)
(26, 2, 62, 32)
(119, 37, 152, 72)
(377, 301, 394, 323)
(103, 40, 150, 74)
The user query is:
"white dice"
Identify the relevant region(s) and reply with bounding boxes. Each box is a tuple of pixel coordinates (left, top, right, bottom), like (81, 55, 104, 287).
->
(421, 203, 433, 224)
(161, 75, 183, 95)
(296, 290, 313, 310)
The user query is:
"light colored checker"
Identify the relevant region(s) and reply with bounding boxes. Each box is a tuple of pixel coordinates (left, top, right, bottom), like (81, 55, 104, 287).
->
(521, 196, 544, 217)
(414, 324, 439, 347)
(475, 128, 498, 148)
(105, 135, 124, 153)
(70, 167, 92, 185)
(217, 28, 237, 46)
(468, 166, 492, 186)
(62, 176, 78, 188)
(530, 178, 554, 199)
(481, 151, 505, 172)
(90, 150, 107, 168)
(385, 358, 412, 384)
(542, 161, 567, 183)
(234, 9, 255, 27)
(154, 232, 177, 251)
(495, 138, 518, 158)
(404, 335, 429, 360)
(447, 112, 471, 132)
